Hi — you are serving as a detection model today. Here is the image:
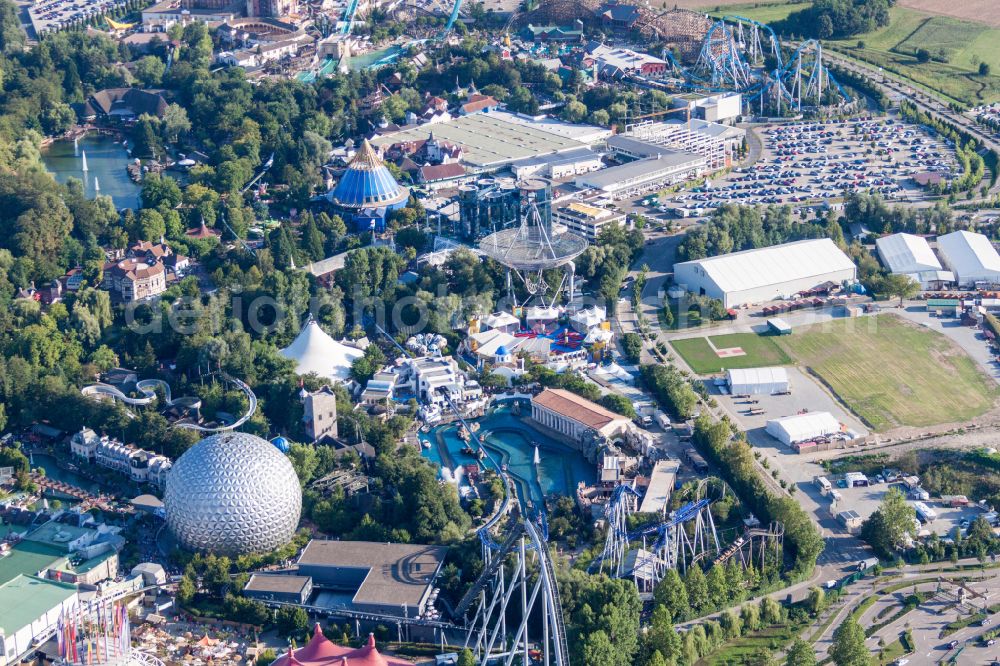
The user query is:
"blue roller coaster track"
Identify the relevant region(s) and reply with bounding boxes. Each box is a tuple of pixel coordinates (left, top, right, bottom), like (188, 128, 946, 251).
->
(663, 16, 851, 113)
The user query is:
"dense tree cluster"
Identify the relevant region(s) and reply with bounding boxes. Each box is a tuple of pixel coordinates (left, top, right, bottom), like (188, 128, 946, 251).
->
(677, 204, 843, 263)
(639, 364, 699, 420)
(692, 417, 824, 576)
(778, 0, 894, 40)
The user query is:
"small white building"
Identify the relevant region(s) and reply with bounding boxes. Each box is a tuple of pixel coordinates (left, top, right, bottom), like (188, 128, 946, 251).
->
(765, 412, 841, 446)
(936, 230, 1000, 287)
(673, 238, 856, 308)
(673, 92, 742, 124)
(394, 356, 473, 407)
(726, 367, 789, 395)
(70, 427, 100, 462)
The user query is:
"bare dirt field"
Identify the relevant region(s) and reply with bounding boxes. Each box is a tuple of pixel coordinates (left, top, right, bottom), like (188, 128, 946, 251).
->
(890, 0, 1000, 27)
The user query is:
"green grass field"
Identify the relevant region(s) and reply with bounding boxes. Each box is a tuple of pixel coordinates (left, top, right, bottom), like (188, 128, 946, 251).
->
(825, 7, 1000, 105)
(706, 2, 801, 24)
(670, 332, 791, 374)
(777, 315, 998, 431)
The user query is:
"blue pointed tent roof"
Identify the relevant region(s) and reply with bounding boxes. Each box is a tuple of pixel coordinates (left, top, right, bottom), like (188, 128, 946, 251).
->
(330, 139, 409, 209)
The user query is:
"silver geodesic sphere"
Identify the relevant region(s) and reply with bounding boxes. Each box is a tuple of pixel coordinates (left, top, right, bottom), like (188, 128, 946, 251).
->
(164, 432, 302, 556)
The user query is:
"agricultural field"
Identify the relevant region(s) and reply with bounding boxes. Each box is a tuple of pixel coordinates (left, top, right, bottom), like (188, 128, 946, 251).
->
(776, 315, 998, 431)
(670, 332, 791, 374)
(898, 0, 1000, 28)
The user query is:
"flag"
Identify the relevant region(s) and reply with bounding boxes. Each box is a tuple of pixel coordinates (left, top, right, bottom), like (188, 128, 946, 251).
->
(56, 609, 64, 658)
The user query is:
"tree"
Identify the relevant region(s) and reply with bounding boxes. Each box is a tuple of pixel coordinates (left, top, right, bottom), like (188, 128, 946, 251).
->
(176, 575, 196, 605)
(816, 14, 834, 38)
(860, 487, 915, 557)
(580, 630, 616, 666)
(134, 56, 166, 87)
(706, 564, 727, 607)
(786, 638, 817, 666)
(276, 606, 309, 639)
(162, 104, 192, 143)
(807, 586, 826, 615)
(562, 100, 588, 123)
(647, 606, 682, 665)
(653, 568, 688, 621)
(719, 608, 743, 639)
(881, 273, 919, 306)
(684, 565, 710, 614)
(980, 62, 991, 76)
(830, 617, 871, 666)
(599, 393, 637, 419)
(621, 332, 643, 362)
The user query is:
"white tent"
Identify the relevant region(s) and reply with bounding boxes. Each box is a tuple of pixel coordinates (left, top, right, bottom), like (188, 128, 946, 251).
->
(280, 318, 363, 382)
(937, 230, 1000, 287)
(765, 412, 841, 446)
(726, 367, 789, 395)
(875, 233, 942, 274)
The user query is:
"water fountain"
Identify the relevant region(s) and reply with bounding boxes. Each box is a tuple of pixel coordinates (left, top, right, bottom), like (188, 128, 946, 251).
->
(81, 150, 89, 172)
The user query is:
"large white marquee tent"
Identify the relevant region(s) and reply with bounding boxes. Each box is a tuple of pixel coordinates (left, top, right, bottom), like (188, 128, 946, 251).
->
(672, 239, 857, 308)
(726, 367, 790, 395)
(765, 412, 841, 446)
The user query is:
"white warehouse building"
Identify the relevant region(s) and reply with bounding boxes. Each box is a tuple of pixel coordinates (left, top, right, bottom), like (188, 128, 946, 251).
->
(672, 238, 857, 308)
(875, 233, 954, 289)
(726, 367, 789, 395)
(766, 412, 842, 446)
(936, 230, 1000, 287)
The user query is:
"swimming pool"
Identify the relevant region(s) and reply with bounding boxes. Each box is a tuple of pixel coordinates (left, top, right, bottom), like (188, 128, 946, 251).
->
(420, 403, 595, 507)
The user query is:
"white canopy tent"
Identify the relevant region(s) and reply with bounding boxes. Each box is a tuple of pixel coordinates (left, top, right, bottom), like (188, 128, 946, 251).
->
(280, 318, 363, 382)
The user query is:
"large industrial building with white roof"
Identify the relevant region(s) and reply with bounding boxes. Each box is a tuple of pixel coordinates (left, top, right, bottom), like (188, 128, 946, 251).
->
(936, 230, 1000, 288)
(672, 238, 857, 308)
(875, 233, 955, 289)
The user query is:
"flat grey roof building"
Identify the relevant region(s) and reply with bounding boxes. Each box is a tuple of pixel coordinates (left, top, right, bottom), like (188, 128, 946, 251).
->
(575, 151, 707, 199)
(244, 573, 313, 605)
(371, 112, 611, 168)
(296, 540, 448, 616)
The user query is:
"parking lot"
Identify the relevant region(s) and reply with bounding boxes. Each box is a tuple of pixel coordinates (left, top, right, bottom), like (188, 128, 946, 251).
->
(27, 0, 128, 35)
(822, 479, 984, 537)
(655, 114, 957, 218)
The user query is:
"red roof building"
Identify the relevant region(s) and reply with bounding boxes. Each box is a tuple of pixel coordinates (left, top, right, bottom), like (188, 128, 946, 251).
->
(273, 625, 413, 666)
(460, 94, 499, 116)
